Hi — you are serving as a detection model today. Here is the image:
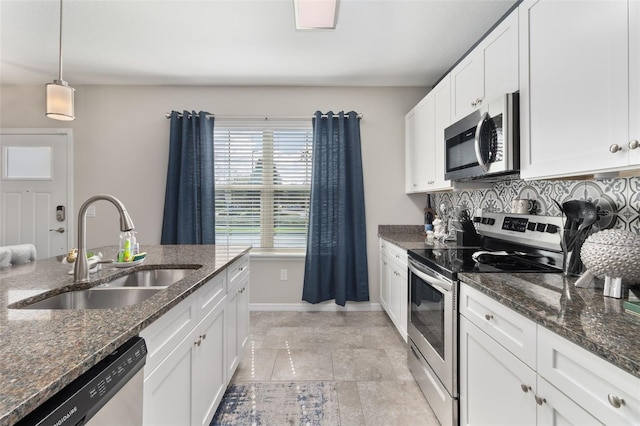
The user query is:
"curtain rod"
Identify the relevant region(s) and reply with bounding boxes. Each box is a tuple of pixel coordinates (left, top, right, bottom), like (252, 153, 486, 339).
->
(164, 112, 363, 120)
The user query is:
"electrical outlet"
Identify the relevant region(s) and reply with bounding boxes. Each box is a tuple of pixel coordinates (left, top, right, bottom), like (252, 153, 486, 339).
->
(280, 269, 288, 281)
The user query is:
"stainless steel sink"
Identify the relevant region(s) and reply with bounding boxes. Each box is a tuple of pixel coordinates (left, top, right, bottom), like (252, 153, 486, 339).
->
(18, 287, 164, 310)
(15, 267, 199, 310)
(95, 268, 194, 288)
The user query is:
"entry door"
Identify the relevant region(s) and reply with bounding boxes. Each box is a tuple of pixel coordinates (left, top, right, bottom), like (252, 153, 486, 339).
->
(0, 129, 73, 259)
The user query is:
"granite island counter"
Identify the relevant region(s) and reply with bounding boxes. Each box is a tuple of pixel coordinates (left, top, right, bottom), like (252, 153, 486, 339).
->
(0, 244, 250, 426)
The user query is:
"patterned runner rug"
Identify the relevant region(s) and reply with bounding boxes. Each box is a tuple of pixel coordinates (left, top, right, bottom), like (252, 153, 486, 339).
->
(211, 382, 340, 425)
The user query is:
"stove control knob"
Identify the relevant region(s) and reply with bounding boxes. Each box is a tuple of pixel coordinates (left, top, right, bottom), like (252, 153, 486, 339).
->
(527, 222, 536, 231)
(536, 223, 547, 232)
(487, 218, 495, 225)
(473, 216, 481, 223)
(545, 224, 559, 234)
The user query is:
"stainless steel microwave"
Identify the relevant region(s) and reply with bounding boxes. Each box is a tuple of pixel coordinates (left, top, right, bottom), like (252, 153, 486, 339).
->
(444, 93, 519, 181)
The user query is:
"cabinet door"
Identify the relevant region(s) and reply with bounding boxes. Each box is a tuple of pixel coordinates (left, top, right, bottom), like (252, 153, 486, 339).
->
(194, 297, 227, 426)
(631, 0, 640, 165)
(237, 275, 250, 354)
(143, 338, 194, 426)
(387, 260, 400, 325)
(519, 0, 629, 179)
(536, 376, 601, 426)
(459, 316, 536, 426)
(405, 96, 433, 193)
(397, 266, 408, 342)
(482, 10, 518, 104)
(451, 53, 482, 122)
(432, 75, 452, 191)
(225, 286, 240, 378)
(379, 248, 390, 311)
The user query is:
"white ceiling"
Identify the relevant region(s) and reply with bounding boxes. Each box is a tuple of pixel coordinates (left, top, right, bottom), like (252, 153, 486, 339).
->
(0, 0, 517, 87)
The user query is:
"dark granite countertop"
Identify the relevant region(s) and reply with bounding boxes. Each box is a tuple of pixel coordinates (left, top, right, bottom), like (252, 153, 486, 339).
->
(0, 244, 250, 426)
(459, 272, 640, 379)
(378, 225, 640, 380)
(377, 225, 467, 250)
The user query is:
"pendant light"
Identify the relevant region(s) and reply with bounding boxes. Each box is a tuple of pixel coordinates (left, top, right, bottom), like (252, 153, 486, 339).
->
(46, 0, 75, 121)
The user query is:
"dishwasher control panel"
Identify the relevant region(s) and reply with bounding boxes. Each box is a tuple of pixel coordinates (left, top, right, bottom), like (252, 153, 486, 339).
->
(16, 336, 147, 426)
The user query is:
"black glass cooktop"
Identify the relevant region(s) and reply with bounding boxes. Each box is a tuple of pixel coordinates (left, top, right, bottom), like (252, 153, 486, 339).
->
(408, 247, 562, 280)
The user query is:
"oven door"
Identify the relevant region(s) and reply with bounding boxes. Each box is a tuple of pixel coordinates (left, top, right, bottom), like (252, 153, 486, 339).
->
(407, 257, 456, 396)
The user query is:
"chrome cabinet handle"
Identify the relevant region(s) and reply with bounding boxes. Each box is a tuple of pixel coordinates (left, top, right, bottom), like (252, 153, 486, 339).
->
(471, 100, 477, 107)
(629, 140, 639, 150)
(49, 227, 65, 233)
(520, 384, 531, 393)
(485, 314, 493, 321)
(194, 338, 202, 347)
(610, 144, 622, 153)
(608, 393, 625, 408)
(535, 395, 546, 405)
(200, 333, 206, 340)
(476, 98, 483, 106)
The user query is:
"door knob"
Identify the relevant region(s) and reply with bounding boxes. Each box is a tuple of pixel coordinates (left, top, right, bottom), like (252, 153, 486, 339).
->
(609, 144, 622, 153)
(629, 140, 639, 150)
(49, 227, 65, 233)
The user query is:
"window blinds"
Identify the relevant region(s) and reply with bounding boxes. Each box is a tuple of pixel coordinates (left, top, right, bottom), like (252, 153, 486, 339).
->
(214, 120, 313, 249)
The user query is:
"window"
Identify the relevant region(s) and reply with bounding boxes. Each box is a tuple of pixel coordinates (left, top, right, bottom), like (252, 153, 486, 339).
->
(214, 120, 313, 249)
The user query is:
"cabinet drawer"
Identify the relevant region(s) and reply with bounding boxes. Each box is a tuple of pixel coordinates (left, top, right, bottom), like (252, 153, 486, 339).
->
(460, 283, 537, 368)
(140, 294, 197, 378)
(537, 326, 640, 425)
(227, 255, 249, 291)
(197, 272, 225, 320)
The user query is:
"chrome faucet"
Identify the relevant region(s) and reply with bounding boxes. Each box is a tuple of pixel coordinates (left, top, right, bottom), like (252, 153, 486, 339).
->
(74, 194, 135, 283)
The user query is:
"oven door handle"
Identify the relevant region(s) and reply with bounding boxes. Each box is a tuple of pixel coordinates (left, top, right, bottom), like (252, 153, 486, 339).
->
(474, 112, 490, 172)
(408, 262, 452, 293)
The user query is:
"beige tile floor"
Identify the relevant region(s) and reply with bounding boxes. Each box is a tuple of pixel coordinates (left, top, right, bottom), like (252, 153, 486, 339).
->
(230, 311, 440, 425)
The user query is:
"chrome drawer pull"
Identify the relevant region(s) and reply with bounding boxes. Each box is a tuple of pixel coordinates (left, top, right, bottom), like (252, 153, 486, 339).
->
(535, 395, 546, 406)
(608, 393, 625, 408)
(520, 384, 531, 393)
(485, 314, 493, 321)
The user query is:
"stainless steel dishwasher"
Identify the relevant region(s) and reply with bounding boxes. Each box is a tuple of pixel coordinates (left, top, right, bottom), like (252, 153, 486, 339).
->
(16, 336, 147, 426)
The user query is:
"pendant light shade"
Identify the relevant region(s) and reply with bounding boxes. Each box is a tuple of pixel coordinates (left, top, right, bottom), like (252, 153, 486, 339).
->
(46, 0, 75, 121)
(46, 80, 75, 121)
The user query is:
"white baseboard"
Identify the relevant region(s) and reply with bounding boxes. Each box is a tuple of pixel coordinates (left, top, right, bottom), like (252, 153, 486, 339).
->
(250, 301, 383, 312)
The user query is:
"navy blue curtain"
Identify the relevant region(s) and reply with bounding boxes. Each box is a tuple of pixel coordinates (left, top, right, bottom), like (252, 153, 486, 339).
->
(161, 111, 215, 244)
(303, 111, 369, 306)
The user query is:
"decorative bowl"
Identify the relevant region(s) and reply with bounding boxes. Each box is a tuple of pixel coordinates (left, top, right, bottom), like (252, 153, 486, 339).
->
(580, 229, 640, 283)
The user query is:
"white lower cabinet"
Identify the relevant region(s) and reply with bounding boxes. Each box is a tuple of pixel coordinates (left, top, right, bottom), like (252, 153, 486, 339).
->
(378, 239, 407, 341)
(460, 316, 537, 426)
(460, 283, 640, 426)
(226, 257, 250, 378)
(141, 255, 250, 426)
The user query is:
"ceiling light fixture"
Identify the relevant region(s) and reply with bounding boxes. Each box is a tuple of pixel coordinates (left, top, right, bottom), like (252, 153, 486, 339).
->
(46, 0, 75, 121)
(294, 0, 338, 30)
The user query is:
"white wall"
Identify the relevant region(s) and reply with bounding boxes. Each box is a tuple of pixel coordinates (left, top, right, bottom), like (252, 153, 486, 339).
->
(0, 84, 427, 305)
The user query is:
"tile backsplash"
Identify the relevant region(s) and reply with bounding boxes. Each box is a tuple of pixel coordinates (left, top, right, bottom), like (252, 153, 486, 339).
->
(430, 176, 640, 234)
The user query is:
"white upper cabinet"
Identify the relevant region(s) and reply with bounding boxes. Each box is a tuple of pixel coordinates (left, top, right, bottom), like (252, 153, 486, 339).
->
(451, 10, 519, 122)
(405, 76, 453, 194)
(432, 75, 453, 191)
(405, 95, 433, 193)
(519, 0, 640, 179)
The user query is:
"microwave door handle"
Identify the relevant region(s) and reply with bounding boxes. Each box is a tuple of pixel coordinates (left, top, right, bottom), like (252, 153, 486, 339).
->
(474, 112, 490, 172)
(408, 263, 452, 293)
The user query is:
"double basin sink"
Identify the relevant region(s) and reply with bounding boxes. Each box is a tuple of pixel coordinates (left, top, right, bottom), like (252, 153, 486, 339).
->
(16, 267, 199, 310)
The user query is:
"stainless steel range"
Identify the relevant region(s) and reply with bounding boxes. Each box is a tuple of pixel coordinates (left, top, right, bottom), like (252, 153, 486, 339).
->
(407, 212, 563, 426)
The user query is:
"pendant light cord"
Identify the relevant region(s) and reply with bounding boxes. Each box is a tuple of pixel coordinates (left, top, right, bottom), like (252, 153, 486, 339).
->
(57, 0, 64, 82)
